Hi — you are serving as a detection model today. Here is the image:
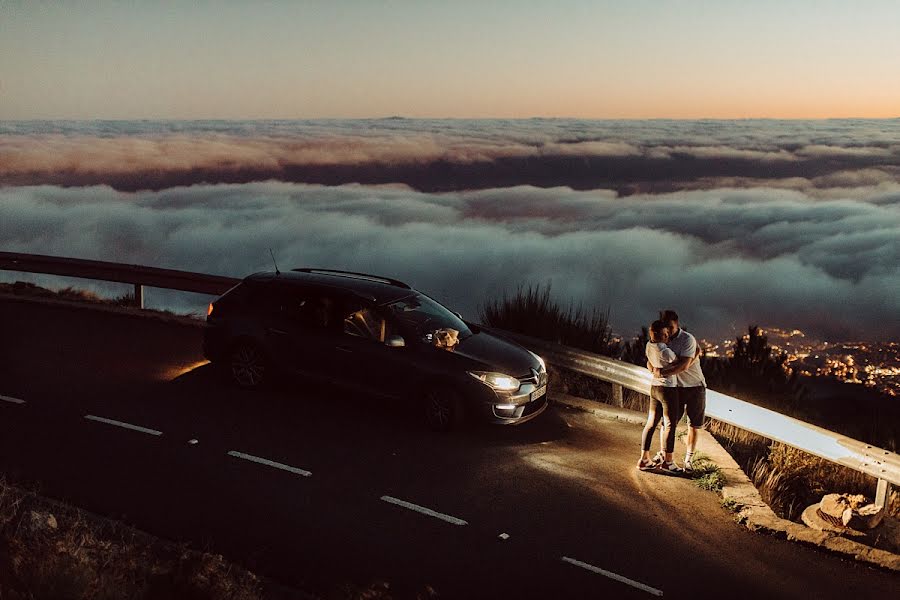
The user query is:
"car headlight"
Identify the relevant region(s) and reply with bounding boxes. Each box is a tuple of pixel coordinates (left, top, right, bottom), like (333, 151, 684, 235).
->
(528, 351, 546, 373)
(468, 371, 521, 391)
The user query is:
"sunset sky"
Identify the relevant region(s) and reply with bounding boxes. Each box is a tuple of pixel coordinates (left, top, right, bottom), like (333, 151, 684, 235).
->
(2, 0, 899, 119)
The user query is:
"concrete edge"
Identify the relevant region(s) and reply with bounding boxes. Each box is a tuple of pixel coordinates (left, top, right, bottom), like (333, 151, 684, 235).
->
(550, 392, 900, 573)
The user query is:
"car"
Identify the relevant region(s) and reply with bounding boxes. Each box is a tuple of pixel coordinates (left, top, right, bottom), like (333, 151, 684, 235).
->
(202, 268, 549, 430)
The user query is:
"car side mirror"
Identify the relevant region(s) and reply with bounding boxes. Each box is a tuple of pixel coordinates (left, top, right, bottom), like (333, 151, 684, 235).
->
(385, 335, 405, 348)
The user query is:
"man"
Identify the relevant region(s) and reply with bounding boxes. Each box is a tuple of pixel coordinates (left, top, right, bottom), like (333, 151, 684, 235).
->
(652, 310, 706, 471)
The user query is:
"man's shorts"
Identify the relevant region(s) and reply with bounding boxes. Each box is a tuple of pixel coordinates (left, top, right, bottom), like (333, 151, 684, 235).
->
(679, 386, 706, 427)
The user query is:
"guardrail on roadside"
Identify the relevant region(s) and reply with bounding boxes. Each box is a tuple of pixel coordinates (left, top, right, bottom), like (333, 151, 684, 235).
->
(2, 250, 897, 512)
(497, 329, 899, 514)
(0, 251, 239, 307)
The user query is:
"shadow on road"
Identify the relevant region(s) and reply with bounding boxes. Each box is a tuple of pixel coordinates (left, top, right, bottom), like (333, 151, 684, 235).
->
(163, 363, 572, 449)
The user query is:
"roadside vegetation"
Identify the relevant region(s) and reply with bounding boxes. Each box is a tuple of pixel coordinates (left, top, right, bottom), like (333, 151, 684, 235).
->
(481, 286, 900, 521)
(0, 281, 139, 307)
(0, 281, 196, 323)
(0, 478, 270, 600)
(0, 478, 430, 600)
(480, 284, 619, 357)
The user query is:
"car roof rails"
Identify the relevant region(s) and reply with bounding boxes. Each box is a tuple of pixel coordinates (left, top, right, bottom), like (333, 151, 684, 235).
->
(291, 268, 412, 290)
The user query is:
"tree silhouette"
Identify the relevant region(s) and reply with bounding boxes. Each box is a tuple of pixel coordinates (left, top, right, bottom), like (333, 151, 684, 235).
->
(704, 325, 808, 411)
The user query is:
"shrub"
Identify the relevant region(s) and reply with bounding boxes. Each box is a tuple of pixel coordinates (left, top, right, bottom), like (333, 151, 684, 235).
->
(479, 283, 619, 357)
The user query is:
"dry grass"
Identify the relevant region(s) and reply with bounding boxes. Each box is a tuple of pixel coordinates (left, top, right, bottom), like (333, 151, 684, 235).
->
(708, 421, 899, 521)
(0, 479, 286, 600)
(0, 281, 195, 320)
(480, 284, 619, 357)
(0, 479, 444, 600)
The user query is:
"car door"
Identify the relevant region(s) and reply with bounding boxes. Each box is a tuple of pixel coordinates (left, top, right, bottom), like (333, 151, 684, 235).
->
(324, 297, 410, 398)
(262, 284, 339, 381)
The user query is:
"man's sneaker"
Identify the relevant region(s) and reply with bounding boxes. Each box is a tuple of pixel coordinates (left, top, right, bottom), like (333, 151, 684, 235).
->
(683, 456, 695, 472)
(658, 461, 684, 474)
(652, 451, 666, 465)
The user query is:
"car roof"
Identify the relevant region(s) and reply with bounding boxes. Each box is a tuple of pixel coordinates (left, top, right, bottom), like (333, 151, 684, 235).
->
(244, 269, 417, 304)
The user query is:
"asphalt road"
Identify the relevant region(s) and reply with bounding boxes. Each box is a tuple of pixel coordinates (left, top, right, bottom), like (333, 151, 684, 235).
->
(0, 296, 897, 599)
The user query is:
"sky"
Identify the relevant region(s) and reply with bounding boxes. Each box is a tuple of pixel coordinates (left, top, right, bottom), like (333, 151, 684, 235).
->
(0, 3, 897, 342)
(2, 0, 900, 119)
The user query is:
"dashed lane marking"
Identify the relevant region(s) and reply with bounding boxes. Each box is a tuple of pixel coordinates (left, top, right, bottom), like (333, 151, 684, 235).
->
(227, 450, 312, 477)
(380, 495, 468, 526)
(0, 395, 26, 404)
(562, 556, 663, 597)
(84, 415, 163, 436)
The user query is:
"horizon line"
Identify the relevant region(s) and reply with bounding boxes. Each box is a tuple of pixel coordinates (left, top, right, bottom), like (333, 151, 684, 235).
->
(3, 115, 900, 123)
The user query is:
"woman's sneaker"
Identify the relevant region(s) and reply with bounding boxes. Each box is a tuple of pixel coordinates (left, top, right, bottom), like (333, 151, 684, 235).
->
(637, 457, 657, 471)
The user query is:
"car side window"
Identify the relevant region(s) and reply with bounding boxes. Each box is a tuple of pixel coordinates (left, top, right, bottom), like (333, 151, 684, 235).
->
(342, 304, 392, 342)
(248, 283, 286, 316)
(295, 295, 339, 331)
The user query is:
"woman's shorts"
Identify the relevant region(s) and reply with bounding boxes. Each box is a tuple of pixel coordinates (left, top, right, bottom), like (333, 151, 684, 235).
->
(650, 386, 679, 416)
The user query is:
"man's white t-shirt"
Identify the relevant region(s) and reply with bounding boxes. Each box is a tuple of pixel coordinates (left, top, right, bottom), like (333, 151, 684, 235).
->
(667, 328, 706, 388)
(646, 342, 677, 387)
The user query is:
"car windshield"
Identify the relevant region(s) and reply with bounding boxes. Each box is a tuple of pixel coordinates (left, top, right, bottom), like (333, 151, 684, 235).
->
(385, 294, 472, 342)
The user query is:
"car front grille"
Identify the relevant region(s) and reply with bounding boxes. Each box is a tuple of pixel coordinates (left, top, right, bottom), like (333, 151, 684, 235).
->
(518, 370, 548, 386)
(522, 395, 547, 417)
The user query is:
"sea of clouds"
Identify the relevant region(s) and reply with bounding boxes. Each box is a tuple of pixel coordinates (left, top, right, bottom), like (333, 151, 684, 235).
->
(1, 119, 898, 341)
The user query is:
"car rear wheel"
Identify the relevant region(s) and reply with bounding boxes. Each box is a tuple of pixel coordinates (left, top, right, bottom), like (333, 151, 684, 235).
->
(229, 342, 268, 389)
(423, 388, 464, 431)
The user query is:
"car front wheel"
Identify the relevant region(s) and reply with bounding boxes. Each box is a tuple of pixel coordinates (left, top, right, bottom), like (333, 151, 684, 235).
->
(423, 388, 464, 431)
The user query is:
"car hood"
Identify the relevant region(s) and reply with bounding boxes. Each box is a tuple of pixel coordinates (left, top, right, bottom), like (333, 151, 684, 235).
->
(451, 330, 540, 377)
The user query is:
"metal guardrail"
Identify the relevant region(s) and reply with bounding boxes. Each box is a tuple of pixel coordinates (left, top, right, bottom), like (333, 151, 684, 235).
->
(2, 251, 897, 510)
(0, 251, 239, 306)
(497, 329, 899, 511)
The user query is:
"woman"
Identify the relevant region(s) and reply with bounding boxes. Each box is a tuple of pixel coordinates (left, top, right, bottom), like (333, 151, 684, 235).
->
(637, 320, 684, 474)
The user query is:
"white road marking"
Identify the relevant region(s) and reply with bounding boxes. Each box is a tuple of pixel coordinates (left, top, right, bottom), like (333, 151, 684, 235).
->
(380, 495, 468, 526)
(561, 556, 663, 597)
(227, 450, 312, 477)
(0, 395, 26, 404)
(84, 415, 163, 436)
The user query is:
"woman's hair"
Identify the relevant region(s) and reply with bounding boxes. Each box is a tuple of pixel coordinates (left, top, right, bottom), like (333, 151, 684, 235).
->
(649, 319, 668, 342)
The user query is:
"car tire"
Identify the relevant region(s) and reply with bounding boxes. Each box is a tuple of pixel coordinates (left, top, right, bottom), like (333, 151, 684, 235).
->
(423, 388, 465, 431)
(229, 341, 269, 390)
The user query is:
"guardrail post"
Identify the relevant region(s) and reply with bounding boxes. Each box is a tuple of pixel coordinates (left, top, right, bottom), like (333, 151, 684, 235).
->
(133, 284, 144, 309)
(611, 383, 624, 407)
(875, 478, 892, 512)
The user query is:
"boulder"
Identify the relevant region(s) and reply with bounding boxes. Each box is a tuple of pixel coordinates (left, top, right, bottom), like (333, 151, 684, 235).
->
(25, 510, 58, 535)
(818, 493, 884, 530)
(846, 503, 885, 530)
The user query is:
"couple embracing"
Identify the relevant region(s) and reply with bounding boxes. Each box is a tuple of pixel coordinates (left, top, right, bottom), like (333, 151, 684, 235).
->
(637, 310, 707, 474)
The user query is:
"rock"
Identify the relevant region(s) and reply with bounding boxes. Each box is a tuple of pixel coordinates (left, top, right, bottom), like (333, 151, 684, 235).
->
(845, 494, 868, 510)
(25, 510, 58, 535)
(846, 503, 885, 530)
(819, 494, 885, 530)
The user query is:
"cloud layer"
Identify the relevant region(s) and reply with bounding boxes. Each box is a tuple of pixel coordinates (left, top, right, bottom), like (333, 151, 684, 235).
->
(2, 182, 897, 342)
(2, 119, 900, 195)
